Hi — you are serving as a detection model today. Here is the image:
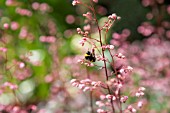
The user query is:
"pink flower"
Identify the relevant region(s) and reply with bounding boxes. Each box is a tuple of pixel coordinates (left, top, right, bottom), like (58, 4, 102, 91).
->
(0, 47, 7, 52)
(72, 0, 80, 6)
(138, 101, 143, 108)
(3, 23, 9, 29)
(83, 12, 93, 20)
(93, 0, 98, 3)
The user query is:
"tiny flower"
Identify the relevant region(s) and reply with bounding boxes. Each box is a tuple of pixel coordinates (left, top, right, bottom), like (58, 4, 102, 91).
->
(120, 96, 128, 103)
(119, 69, 125, 74)
(115, 53, 125, 59)
(109, 45, 114, 50)
(138, 87, 146, 91)
(32, 2, 40, 10)
(77, 59, 84, 64)
(106, 94, 112, 99)
(79, 40, 85, 46)
(19, 62, 25, 68)
(3, 23, 9, 29)
(132, 108, 137, 113)
(11, 22, 19, 30)
(93, 0, 98, 3)
(108, 13, 119, 20)
(0, 47, 8, 52)
(83, 12, 93, 20)
(72, 0, 80, 6)
(70, 79, 77, 84)
(97, 108, 105, 113)
(137, 101, 143, 108)
(126, 66, 133, 71)
(112, 96, 116, 100)
(100, 95, 106, 100)
(96, 101, 105, 107)
(135, 92, 140, 97)
(77, 28, 82, 34)
(83, 24, 91, 31)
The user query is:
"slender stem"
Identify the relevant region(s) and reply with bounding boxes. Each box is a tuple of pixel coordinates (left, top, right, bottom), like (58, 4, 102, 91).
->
(90, 91, 93, 113)
(119, 89, 122, 113)
(86, 66, 93, 113)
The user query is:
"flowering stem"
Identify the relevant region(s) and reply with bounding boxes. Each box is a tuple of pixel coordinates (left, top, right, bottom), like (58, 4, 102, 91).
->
(89, 1, 115, 112)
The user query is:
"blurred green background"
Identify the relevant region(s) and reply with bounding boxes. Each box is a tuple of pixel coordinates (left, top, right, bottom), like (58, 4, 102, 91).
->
(0, 0, 170, 112)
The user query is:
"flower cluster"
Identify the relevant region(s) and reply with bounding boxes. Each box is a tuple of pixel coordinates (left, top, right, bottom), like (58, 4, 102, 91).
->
(15, 8, 32, 17)
(70, 0, 145, 113)
(70, 79, 105, 92)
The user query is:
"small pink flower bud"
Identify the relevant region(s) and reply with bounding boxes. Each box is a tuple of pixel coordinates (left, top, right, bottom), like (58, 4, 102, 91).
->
(72, 0, 80, 6)
(117, 16, 121, 20)
(120, 96, 128, 103)
(135, 92, 140, 97)
(77, 28, 82, 34)
(97, 109, 105, 113)
(109, 45, 114, 50)
(106, 94, 112, 99)
(3, 23, 9, 29)
(108, 13, 119, 20)
(139, 87, 146, 91)
(132, 108, 137, 113)
(32, 2, 40, 10)
(83, 24, 91, 31)
(83, 12, 93, 20)
(93, 0, 98, 3)
(19, 62, 25, 68)
(119, 69, 125, 74)
(138, 101, 143, 108)
(100, 95, 106, 100)
(0, 47, 8, 52)
(11, 22, 19, 30)
(112, 96, 116, 100)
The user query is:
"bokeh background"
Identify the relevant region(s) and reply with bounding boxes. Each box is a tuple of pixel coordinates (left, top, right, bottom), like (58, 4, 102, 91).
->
(0, 0, 170, 112)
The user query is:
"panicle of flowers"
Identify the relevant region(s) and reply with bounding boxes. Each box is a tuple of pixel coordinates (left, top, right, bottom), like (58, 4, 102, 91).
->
(101, 13, 121, 30)
(76, 27, 91, 46)
(10, 21, 19, 30)
(39, 36, 56, 43)
(127, 105, 137, 113)
(2, 82, 18, 90)
(120, 96, 128, 103)
(102, 45, 114, 50)
(0, 104, 37, 113)
(115, 53, 126, 59)
(0, 47, 8, 52)
(19, 26, 35, 42)
(16, 7, 32, 17)
(77, 59, 94, 67)
(135, 87, 145, 97)
(70, 79, 106, 92)
(32, 2, 51, 12)
(96, 55, 108, 61)
(108, 13, 121, 20)
(119, 66, 133, 74)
